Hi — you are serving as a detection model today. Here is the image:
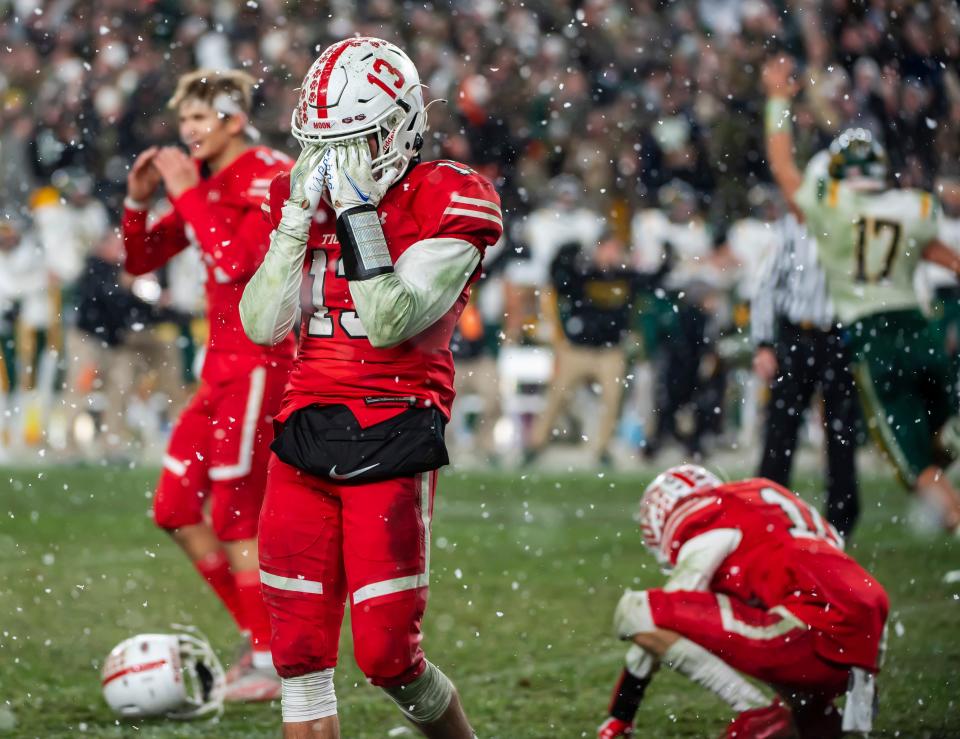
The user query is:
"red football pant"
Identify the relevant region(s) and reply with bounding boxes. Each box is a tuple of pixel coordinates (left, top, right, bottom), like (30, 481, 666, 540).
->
(153, 364, 288, 541)
(646, 589, 851, 697)
(258, 455, 436, 686)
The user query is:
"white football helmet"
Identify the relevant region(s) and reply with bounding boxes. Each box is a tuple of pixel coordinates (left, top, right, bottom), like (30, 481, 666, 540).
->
(292, 37, 428, 181)
(637, 465, 721, 562)
(101, 631, 225, 720)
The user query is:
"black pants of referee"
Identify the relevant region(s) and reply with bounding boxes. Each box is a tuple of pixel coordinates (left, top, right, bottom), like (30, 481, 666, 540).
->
(758, 320, 860, 537)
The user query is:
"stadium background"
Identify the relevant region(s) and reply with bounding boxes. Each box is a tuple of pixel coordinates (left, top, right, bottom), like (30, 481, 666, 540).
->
(1, 0, 960, 737)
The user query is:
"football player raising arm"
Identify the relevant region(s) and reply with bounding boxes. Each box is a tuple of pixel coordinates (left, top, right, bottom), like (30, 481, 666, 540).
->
(761, 55, 960, 532)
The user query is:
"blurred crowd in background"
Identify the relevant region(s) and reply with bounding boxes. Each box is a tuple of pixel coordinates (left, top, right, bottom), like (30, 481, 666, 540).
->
(1, 0, 959, 466)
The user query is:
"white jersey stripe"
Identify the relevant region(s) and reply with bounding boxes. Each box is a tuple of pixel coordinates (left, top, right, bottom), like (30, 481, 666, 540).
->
(450, 194, 501, 215)
(260, 569, 324, 595)
(716, 594, 807, 640)
(209, 366, 266, 481)
(163, 455, 187, 477)
(442, 207, 503, 227)
(352, 471, 433, 605)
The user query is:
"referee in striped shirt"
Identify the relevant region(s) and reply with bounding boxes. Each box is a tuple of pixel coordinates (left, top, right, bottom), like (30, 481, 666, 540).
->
(751, 213, 860, 537)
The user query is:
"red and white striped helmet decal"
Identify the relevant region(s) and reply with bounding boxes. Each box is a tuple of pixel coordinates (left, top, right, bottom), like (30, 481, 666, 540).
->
(101, 659, 168, 687)
(301, 39, 354, 123)
(637, 465, 721, 555)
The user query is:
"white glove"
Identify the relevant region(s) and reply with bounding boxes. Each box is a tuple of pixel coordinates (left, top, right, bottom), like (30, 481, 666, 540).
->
(280, 143, 328, 238)
(307, 139, 400, 217)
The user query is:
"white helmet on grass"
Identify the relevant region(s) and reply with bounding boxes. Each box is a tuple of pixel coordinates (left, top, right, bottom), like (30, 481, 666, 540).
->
(101, 630, 225, 720)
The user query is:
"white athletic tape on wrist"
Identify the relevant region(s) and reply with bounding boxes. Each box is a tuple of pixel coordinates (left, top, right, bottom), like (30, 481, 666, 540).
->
(281, 669, 337, 722)
(382, 661, 454, 724)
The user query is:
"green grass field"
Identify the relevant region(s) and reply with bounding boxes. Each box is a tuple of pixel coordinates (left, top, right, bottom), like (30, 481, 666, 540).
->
(1, 464, 958, 738)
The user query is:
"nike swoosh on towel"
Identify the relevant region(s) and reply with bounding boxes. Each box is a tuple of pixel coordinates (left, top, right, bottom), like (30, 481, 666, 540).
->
(329, 462, 380, 480)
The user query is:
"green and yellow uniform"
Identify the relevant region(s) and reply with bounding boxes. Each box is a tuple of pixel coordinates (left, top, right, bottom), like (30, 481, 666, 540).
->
(797, 151, 954, 487)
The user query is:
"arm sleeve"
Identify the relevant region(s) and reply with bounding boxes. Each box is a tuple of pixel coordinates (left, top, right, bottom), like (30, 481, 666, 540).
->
(122, 205, 190, 276)
(170, 186, 276, 283)
(347, 166, 502, 349)
(663, 528, 742, 592)
(239, 175, 311, 346)
(348, 238, 481, 348)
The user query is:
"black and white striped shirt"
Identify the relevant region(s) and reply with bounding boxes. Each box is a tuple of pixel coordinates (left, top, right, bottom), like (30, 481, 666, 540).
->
(750, 213, 834, 346)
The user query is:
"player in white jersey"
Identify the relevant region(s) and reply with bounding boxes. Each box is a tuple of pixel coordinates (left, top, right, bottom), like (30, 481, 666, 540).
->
(762, 55, 960, 533)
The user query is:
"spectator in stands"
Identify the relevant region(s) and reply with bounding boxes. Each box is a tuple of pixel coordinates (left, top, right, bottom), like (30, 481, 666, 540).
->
(68, 227, 177, 459)
(504, 175, 606, 343)
(450, 292, 503, 466)
(0, 0, 958, 464)
(0, 214, 50, 455)
(526, 231, 645, 466)
(634, 182, 730, 459)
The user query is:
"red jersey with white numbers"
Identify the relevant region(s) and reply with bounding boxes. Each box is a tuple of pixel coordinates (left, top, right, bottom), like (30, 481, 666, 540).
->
(264, 159, 502, 426)
(123, 146, 296, 381)
(662, 478, 888, 670)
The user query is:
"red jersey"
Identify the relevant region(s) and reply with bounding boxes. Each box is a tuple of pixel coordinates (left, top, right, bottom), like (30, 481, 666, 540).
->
(662, 478, 888, 670)
(123, 146, 296, 381)
(264, 159, 502, 426)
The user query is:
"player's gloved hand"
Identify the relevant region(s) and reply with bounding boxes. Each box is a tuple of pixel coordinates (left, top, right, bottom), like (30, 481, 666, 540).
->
(279, 143, 328, 238)
(597, 717, 634, 738)
(309, 139, 400, 217)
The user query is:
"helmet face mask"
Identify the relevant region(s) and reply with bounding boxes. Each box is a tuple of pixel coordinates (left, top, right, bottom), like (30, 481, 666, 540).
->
(637, 465, 722, 563)
(828, 127, 887, 190)
(101, 630, 225, 720)
(292, 37, 428, 183)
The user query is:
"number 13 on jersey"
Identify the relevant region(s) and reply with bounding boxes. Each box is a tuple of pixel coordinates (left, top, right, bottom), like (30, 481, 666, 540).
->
(306, 250, 368, 338)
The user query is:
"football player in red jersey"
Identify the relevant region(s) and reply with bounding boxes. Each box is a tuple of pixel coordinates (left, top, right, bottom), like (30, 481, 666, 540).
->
(598, 465, 889, 739)
(240, 38, 501, 739)
(122, 70, 295, 702)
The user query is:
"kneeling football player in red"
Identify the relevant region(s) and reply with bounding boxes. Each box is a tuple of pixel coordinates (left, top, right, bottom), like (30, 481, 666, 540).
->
(240, 38, 501, 738)
(598, 466, 888, 739)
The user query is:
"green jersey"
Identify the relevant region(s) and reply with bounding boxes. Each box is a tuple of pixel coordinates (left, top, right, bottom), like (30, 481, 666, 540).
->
(796, 151, 940, 323)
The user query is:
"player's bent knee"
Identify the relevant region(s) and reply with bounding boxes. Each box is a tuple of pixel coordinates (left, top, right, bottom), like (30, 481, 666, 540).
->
(352, 595, 428, 687)
(354, 642, 424, 688)
(281, 669, 337, 722)
(613, 589, 656, 640)
(381, 660, 453, 725)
